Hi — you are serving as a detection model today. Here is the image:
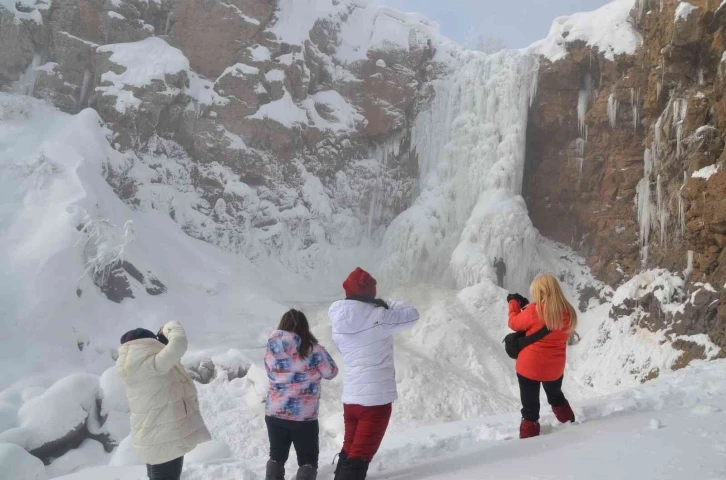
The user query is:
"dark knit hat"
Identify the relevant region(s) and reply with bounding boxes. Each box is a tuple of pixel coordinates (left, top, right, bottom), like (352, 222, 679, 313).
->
(120, 328, 158, 345)
(343, 267, 377, 298)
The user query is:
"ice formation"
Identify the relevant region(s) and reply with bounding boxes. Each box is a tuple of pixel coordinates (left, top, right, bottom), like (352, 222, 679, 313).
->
(607, 92, 618, 128)
(378, 50, 540, 293)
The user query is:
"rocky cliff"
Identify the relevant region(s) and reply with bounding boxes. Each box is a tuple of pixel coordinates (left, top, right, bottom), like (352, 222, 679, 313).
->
(1, 0, 445, 290)
(524, 0, 726, 359)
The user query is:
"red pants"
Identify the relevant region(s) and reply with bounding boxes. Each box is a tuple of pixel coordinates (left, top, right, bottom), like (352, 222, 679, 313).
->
(342, 403, 392, 462)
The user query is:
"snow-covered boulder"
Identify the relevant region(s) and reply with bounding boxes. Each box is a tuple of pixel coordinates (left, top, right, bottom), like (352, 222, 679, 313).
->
(0, 443, 47, 480)
(0, 374, 102, 462)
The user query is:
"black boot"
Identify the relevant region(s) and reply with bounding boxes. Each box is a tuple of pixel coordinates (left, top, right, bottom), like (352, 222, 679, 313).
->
(296, 464, 317, 480)
(337, 458, 369, 480)
(265, 459, 285, 480)
(333, 450, 348, 479)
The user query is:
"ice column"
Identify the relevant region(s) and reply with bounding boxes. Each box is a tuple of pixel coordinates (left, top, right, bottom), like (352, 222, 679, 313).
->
(607, 92, 618, 129)
(379, 50, 540, 292)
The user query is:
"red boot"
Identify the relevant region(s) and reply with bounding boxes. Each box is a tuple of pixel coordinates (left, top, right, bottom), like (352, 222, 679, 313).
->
(552, 401, 576, 423)
(520, 419, 540, 439)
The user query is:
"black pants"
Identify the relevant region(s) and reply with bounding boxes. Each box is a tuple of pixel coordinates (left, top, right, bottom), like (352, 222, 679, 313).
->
(497, 274, 504, 287)
(147, 456, 183, 480)
(266, 415, 320, 468)
(517, 374, 567, 422)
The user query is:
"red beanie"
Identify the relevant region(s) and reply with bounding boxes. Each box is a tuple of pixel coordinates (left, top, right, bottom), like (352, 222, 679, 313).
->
(343, 267, 377, 298)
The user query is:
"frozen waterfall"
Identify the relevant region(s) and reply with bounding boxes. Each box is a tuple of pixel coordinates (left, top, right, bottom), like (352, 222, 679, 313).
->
(378, 50, 540, 293)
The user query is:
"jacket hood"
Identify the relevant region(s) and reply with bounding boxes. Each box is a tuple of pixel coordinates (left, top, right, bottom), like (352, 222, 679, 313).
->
(267, 330, 301, 358)
(116, 338, 164, 379)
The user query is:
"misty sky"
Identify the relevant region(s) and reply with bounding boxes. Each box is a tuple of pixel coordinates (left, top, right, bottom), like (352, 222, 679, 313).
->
(378, 0, 612, 48)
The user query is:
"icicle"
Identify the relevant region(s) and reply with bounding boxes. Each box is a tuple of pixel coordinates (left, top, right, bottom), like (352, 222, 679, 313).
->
(577, 72, 592, 136)
(673, 98, 687, 158)
(78, 69, 91, 109)
(697, 67, 704, 86)
(635, 148, 655, 266)
(678, 171, 687, 236)
(577, 157, 584, 180)
(13, 53, 42, 96)
(165, 12, 172, 35)
(575, 138, 586, 157)
(635, 0, 647, 22)
(684, 250, 694, 279)
(656, 174, 667, 246)
(607, 92, 618, 129)
(631, 88, 639, 133)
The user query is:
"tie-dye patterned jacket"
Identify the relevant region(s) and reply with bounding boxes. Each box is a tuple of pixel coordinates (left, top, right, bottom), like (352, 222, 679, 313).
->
(265, 330, 339, 421)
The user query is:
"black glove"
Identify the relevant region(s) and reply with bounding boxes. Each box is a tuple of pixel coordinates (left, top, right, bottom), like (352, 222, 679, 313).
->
(157, 327, 169, 345)
(507, 293, 530, 308)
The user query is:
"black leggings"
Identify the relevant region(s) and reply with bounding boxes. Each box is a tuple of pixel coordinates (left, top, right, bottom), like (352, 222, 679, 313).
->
(517, 374, 568, 422)
(147, 456, 183, 480)
(266, 415, 320, 468)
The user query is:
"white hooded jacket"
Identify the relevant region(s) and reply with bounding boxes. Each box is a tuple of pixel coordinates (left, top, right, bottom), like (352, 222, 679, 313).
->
(116, 321, 211, 465)
(329, 299, 419, 406)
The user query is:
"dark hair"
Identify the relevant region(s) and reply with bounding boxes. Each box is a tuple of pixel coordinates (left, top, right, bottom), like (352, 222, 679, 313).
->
(120, 328, 157, 345)
(347, 295, 389, 309)
(278, 309, 318, 358)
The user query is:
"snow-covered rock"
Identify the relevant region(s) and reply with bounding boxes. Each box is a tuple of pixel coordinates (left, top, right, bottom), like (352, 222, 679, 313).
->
(0, 443, 47, 480)
(528, 0, 642, 61)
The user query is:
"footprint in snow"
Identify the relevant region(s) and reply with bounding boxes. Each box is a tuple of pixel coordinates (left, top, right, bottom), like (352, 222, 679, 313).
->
(692, 405, 722, 415)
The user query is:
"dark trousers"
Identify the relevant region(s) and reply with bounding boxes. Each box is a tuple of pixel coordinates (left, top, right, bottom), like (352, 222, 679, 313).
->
(147, 456, 183, 480)
(343, 403, 393, 462)
(266, 415, 320, 468)
(497, 274, 504, 287)
(517, 374, 567, 422)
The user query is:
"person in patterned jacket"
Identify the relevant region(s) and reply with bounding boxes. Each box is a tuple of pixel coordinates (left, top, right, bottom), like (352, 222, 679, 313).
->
(265, 309, 338, 480)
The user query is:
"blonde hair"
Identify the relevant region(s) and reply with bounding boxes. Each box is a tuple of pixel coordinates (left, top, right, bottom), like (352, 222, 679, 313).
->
(530, 274, 577, 332)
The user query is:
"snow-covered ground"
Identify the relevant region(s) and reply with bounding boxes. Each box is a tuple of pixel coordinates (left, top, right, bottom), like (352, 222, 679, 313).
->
(51, 360, 726, 479)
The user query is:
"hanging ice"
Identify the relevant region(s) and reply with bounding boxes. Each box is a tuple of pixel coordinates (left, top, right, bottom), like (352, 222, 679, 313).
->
(678, 171, 687, 236)
(577, 72, 592, 136)
(13, 53, 42, 96)
(379, 50, 540, 292)
(673, 98, 687, 158)
(607, 92, 618, 129)
(630, 88, 640, 132)
(635, 148, 656, 267)
(78, 69, 91, 109)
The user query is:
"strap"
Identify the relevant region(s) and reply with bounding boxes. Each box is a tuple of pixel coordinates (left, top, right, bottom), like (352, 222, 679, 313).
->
(345, 296, 390, 309)
(518, 326, 551, 349)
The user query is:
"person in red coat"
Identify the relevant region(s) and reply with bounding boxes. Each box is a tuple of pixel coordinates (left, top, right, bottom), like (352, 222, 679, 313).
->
(507, 274, 578, 439)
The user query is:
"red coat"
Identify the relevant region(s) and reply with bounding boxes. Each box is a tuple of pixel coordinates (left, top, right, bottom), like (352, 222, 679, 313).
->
(508, 300, 570, 382)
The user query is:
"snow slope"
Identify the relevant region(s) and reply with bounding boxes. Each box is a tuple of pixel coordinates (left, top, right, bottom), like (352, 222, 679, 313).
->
(55, 360, 726, 479)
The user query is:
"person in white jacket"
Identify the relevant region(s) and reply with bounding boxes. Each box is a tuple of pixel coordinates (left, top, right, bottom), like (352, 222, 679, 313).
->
(329, 267, 419, 480)
(116, 321, 211, 480)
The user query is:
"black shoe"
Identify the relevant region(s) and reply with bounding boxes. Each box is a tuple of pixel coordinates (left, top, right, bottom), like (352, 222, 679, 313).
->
(337, 458, 369, 480)
(333, 450, 348, 479)
(265, 459, 285, 480)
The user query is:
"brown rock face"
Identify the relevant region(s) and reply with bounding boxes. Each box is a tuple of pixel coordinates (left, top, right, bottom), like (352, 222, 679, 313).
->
(525, 0, 726, 354)
(168, 0, 272, 78)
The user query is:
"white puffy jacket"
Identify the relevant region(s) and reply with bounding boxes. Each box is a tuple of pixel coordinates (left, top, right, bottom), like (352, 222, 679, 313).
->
(329, 299, 419, 406)
(116, 321, 211, 465)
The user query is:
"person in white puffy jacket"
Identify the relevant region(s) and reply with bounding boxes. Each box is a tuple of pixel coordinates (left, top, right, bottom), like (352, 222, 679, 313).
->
(329, 267, 419, 480)
(116, 321, 211, 480)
